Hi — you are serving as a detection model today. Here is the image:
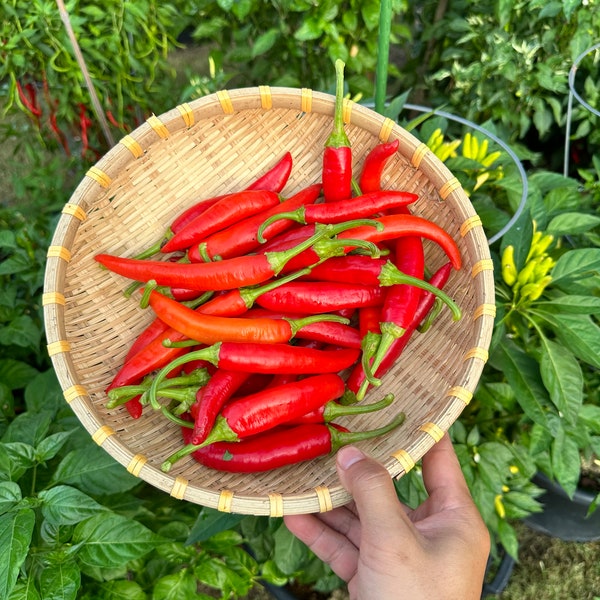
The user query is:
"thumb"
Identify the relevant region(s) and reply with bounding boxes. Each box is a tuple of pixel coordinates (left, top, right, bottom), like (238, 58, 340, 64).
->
(336, 446, 411, 539)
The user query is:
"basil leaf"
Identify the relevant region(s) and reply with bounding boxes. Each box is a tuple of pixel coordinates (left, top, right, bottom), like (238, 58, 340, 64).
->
(72, 513, 163, 569)
(0, 508, 35, 599)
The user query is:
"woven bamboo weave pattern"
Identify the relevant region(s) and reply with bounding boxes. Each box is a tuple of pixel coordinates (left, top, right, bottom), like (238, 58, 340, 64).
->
(44, 87, 494, 515)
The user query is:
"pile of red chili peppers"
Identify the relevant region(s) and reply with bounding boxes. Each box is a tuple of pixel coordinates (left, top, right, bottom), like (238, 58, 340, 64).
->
(96, 60, 463, 474)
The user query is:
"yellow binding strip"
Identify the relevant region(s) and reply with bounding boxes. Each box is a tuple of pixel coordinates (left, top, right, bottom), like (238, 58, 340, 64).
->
(86, 166, 112, 188)
(391, 448, 415, 473)
(460, 215, 482, 237)
(411, 143, 429, 169)
(259, 86, 272, 110)
(474, 303, 497, 319)
(63, 384, 87, 404)
(147, 115, 169, 139)
(342, 98, 352, 124)
(446, 386, 473, 405)
(127, 454, 147, 477)
(217, 90, 234, 115)
(439, 177, 462, 200)
(464, 347, 489, 362)
(269, 493, 284, 517)
(379, 118, 395, 142)
(42, 292, 65, 306)
(419, 422, 445, 442)
(119, 135, 144, 158)
(47, 340, 70, 356)
(218, 489, 234, 512)
(170, 476, 188, 500)
(47, 246, 72, 262)
(315, 486, 333, 512)
(177, 103, 195, 128)
(92, 425, 115, 446)
(62, 203, 87, 221)
(301, 88, 312, 112)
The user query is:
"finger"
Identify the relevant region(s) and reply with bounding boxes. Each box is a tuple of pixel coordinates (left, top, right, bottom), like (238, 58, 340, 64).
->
(283, 513, 359, 582)
(336, 445, 413, 541)
(315, 502, 362, 548)
(421, 434, 472, 506)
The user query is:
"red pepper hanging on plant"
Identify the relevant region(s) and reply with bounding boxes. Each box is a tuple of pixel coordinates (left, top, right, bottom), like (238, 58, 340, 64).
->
(322, 59, 353, 202)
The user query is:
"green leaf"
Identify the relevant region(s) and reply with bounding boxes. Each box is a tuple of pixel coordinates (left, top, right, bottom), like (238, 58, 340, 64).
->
(36, 431, 73, 462)
(152, 571, 198, 600)
(84, 580, 146, 600)
(0, 442, 37, 481)
(0, 360, 39, 391)
(2, 410, 53, 446)
(39, 485, 108, 526)
(0, 508, 35, 599)
(548, 314, 600, 369)
(187, 509, 245, 544)
(251, 29, 279, 58)
(25, 370, 63, 415)
(550, 429, 581, 497)
(551, 249, 600, 288)
(497, 518, 519, 560)
(0, 315, 41, 349)
(51, 446, 140, 495)
(547, 212, 600, 236)
(539, 338, 583, 423)
(491, 338, 550, 428)
(7, 579, 41, 600)
(72, 513, 163, 569)
(272, 521, 309, 575)
(535, 295, 600, 315)
(0, 482, 21, 516)
(39, 561, 80, 600)
(579, 405, 600, 434)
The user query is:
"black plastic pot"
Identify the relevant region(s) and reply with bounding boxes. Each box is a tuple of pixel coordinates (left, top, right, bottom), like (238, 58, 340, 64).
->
(523, 472, 600, 542)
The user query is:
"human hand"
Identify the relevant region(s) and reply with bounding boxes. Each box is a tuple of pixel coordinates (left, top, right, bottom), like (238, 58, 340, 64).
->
(284, 434, 490, 600)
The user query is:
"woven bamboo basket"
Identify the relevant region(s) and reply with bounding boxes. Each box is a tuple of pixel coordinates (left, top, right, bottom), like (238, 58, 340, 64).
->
(43, 87, 495, 516)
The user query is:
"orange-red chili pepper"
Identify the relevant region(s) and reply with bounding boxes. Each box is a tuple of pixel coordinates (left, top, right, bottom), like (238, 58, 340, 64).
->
(146, 289, 349, 345)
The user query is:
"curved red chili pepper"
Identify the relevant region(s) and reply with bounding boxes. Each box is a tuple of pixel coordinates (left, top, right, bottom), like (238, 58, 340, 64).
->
(162, 189, 281, 253)
(345, 261, 453, 400)
(188, 183, 322, 262)
(146, 289, 348, 345)
(322, 60, 352, 202)
(359, 139, 400, 193)
(125, 317, 171, 362)
(178, 412, 406, 473)
(337, 214, 462, 270)
(256, 281, 386, 314)
(256, 190, 417, 238)
(190, 369, 251, 444)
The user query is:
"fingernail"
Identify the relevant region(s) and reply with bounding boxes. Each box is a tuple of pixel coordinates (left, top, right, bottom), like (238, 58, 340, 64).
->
(337, 446, 366, 470)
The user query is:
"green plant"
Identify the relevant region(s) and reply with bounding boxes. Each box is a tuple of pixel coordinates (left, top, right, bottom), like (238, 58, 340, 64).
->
(397, 0, 600, 172)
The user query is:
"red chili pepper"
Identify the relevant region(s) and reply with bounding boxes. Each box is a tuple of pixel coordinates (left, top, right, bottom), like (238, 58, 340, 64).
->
(146, 289, 349, 345)
(256, 190, 417, 239)
(247, 151, 293, 193)
(125, 396, 143, 419)
(256, 281, 386, 314)
(345, 261, 453, 400)
(152, 342, 360, 384)
(359, 139, 400, 193)
(162, 190, 282, 253)
(188, 183, 322, 262)
(360, 237, 425, 393)
(322, 60, 352, 202)
(190, 369, 252, 444)
(337, 214, 462, 270)
(179, 412, 405, 473)
(358, 306, 382, 338)
(95, 226, 328, 291)
(299, 255, 389, 284)
(125, 317, 171, 362)
(162, 373, 346, 470)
